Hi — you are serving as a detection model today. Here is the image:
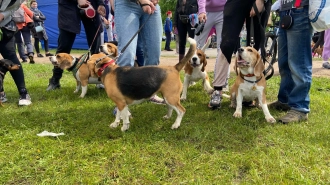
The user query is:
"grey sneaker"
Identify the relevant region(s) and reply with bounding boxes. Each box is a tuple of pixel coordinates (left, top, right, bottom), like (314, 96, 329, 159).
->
(208, 90, 222, 109)
(322, 62, 330, 69)
(18, 89, 32, 106)
(0, 92, 7, 103)
(268, 100, 290, 111)
(278, 109, 308, 124)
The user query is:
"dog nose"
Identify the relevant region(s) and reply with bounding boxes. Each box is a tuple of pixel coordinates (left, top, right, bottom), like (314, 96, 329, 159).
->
(238, 48, 244, 53)
(192, 57, 197, 62)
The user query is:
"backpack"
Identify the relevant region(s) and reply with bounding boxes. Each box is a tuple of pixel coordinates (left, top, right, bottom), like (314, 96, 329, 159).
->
(12, 7, 25, 23)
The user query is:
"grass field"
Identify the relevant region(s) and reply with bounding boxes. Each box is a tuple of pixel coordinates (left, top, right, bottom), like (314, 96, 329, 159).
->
(1, 62, 330, 184)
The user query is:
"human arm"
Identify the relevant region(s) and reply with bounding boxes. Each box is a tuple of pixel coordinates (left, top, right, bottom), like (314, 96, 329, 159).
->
(0, 0, 21, 22)
(197, 0, 206, 23)
(250, 0, 264, 17)
(137, 0, 157, 14)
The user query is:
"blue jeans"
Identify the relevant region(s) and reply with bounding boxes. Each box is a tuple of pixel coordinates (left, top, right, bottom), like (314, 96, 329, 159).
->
(114, 0, 162, 66)
(15, 27, 34, 60)
(277, 6, 313, 113)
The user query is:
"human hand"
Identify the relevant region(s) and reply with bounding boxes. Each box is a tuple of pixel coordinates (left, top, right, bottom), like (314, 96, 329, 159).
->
(138, 0, 156, 14)
(77, 0, 89, 7)
(250, 0, 264, 17)
(97, 5, 106, 17)
(0, 13, 4, 22)
(150, 0, 159, 6)
(198, 12, 207, 23)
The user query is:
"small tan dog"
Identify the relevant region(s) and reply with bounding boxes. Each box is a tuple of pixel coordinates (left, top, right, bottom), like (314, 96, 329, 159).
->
(180, 37, 213, 100)
(49, 42, 118, 98)
(228, 47, 276, 123)
(94, 38, 197, 131)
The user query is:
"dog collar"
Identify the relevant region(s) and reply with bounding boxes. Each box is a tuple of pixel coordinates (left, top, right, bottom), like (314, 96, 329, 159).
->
(244, 74, 255, 77)
(97, 59, 115, 77)
(67, 57, 78, 72)
(242, 75, 263, 84)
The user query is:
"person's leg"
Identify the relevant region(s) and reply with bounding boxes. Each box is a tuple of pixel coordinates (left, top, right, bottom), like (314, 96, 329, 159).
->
(165, 31, 171, 50)
(34, 38, 42, 57)
(106, 23, 113, 42)
(0, 37, 31, 105)
(21, 27, 34, 62)
(139, 4, 162, 66)
(100, 28, 105, 45)
(43, 39, 52, 55)
(115, 0, 142, 66)
(81, 15, 101, 55)
(46, 28, 76, 91)
(136, 34, 144, 66)
(14, 31, 28, 62)
(177, 19, 188, 61)
(322, 29, 330, 62)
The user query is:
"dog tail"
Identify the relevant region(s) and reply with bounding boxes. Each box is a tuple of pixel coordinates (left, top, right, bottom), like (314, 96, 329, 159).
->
(175, 37, 197, 71)
(201, 36, 212, 52)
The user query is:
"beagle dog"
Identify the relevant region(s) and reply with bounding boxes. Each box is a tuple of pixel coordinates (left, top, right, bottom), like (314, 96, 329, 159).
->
(94, 38, 197, 131)
(180, 37, 213, 100)
(49, 42, 118, 98)
(229, 47, 276, 123)
(0, 59, 20, 106)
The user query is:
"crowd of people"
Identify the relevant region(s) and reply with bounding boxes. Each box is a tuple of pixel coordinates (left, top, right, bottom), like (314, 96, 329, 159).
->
(0, 0, 326, 124)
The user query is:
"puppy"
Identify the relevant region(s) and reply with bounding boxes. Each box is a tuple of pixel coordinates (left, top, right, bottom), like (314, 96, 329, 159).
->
(229, 47, 276, 123)
(181, 37, 213, 100)
(94, 38, 197, 131)
(49, 42, 118, 98)
(0, 59, 20, 106)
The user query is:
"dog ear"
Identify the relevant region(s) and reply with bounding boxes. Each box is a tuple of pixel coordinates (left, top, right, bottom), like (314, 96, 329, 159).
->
(201, 58, 207, 72)
(254, 53, 265, 77)
(234, 55, 239, 76)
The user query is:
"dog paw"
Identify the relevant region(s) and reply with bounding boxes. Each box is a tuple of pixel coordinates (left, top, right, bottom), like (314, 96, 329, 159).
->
(163, 115, 170, 119)
(73, 90, 78, 93)
(207, 89, 214, 94)
(229, 103, 236, 108)
(121, 124, 130, 132)
(171, 123, 180, 129)
(233, 112, 242, 118)
(266, 117, 276, 123)
(110, 122, 120, 128)
(180, 97, 186, 101)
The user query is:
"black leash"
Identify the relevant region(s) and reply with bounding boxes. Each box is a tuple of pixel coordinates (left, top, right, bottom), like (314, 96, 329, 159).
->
(251, 3, 274, 80)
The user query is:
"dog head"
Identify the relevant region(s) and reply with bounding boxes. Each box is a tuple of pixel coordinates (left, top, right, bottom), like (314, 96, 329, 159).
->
(0, 59, 20, 71)
(235, 47, 264, 77)
(49, 53, 78, 70)
(99, 41, 118, 58)
(189, 49, 208, 72)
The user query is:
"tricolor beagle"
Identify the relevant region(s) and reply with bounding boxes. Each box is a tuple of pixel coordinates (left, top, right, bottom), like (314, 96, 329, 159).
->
(94, 38, 197, 131)
(229, 47, 276, 123)
(180, 37, 213, 100)
(49, 42, 118, 98)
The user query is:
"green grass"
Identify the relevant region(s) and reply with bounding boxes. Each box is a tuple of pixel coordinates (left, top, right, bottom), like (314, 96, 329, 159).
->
(1, 62, 330, 184)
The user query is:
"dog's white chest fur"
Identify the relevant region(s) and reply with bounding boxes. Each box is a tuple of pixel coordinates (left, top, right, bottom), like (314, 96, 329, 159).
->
(238, 81, 264, 101)
(190, 67, 206, 81)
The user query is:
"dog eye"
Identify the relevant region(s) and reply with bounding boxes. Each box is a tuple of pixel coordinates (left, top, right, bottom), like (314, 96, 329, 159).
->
(248, 49, 253, 52)
(197, 53, 202, 57)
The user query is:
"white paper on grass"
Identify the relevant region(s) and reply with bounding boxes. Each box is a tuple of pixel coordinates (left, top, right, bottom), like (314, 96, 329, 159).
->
(37, 131, 65, 137)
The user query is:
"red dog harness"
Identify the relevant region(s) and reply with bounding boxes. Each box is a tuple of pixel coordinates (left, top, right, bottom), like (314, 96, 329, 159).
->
(97, 59, 115, 77)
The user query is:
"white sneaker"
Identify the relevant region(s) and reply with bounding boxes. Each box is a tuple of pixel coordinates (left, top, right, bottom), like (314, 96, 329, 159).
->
(18, 93, 32, 106)
(96, 84, 105, 89)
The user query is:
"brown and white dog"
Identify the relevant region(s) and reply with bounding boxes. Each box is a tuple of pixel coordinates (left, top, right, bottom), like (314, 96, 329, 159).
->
(180, 37, 213, 100)
(94, 38, 197, 131)
(49, 42, 118, 98)
(228, 47, 276, 123)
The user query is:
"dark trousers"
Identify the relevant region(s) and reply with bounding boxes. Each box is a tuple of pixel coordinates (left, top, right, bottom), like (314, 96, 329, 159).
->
(51, 19, 101, 81)
(0, 37, 26, 92)
(220, 0, 271, 63)
(165, 31, 171, 50)
(177, 18, 195, 55)
(34, 38, 50, 53)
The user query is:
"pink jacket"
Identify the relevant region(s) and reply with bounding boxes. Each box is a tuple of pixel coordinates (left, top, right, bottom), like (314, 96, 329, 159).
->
(198, 0, 226, 14)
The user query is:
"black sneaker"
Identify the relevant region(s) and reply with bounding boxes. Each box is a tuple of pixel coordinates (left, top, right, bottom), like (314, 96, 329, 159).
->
(0, 92, 8, 103)
(37, 53, 44, 58)
(18, 89, 32, 106)
(46, 78, 61, 91)
(208, 90, 222, 109)
(28, 53, 35, 64)
(45, 53, 54, 57)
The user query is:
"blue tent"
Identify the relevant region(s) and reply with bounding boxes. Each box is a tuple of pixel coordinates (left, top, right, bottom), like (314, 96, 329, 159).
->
(38, 1, 90, 50)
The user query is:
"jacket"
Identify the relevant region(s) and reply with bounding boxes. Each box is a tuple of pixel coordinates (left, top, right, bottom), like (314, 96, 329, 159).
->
(164, 17, 172, 33)
(58, 0, 104, 34)
(173, 0, 198, 27)
(30, 7, 48, 40)
(16, 4, 34, 30)
(0, 0, 21, 27)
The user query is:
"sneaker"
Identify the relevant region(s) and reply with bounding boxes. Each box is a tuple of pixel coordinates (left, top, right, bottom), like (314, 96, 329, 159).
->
(208, 90, 222, 109)
(322, 62, 330, 69)
(45, 53, 54, 57)
(278, 109, 308, 124)
(268, 100, 290, 111)
(22, 59, 27, 63)
(96, 84, 105, 89)
(149, 95, 165, 104)
(0, 92, 8, 103)
(37, 53, 44, 58)
(18, 90, 32, 106)
(28, 53, 35, 64)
